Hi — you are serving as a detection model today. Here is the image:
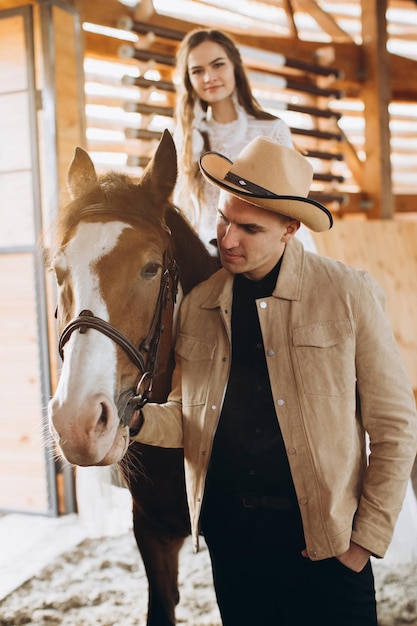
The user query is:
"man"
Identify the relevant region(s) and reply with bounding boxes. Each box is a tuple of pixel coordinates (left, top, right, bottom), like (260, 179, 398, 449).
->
(132, 137, 417, 625)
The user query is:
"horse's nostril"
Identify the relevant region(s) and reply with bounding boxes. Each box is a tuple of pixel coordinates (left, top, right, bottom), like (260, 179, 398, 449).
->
(99, 402, 108, 427)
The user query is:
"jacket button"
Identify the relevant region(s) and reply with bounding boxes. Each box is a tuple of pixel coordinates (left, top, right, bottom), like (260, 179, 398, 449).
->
(309, 549, 317, 558)
(267, 348, 275, 356)
(211, 405, 216, 410)
(288, 447, 296, 455)
(299, 497, 308, 505)
(277, 398, 284, 406)
(259, 301, 267, 309)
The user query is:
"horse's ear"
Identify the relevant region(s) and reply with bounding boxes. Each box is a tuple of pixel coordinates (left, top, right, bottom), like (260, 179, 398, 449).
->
(67, 147, 99, 200)
(140, 129, 177, 207)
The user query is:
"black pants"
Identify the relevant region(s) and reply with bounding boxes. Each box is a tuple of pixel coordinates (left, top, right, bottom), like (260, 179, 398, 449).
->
(200, 491, 377, 626)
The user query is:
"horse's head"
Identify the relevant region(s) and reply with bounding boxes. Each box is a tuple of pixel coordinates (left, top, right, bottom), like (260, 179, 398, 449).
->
(48, 130, 179, 466)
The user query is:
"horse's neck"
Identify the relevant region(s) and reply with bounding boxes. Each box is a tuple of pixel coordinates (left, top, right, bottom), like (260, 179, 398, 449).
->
(166, 204, 219, 341)
(166, 205, 219, 295)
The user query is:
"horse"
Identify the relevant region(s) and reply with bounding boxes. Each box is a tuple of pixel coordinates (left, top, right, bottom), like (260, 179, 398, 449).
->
(46, 129, 219, 625)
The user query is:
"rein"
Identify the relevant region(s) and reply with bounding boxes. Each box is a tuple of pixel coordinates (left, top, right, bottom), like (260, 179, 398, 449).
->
(58, 255, 179, 432)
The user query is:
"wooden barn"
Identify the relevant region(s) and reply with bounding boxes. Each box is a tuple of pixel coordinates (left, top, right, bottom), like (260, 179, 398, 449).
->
(0, 0, 416, 519)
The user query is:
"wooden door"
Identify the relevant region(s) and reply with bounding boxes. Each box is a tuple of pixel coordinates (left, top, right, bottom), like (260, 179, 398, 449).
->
(0, 5, 56, 514)
(0, 0, 86, 515)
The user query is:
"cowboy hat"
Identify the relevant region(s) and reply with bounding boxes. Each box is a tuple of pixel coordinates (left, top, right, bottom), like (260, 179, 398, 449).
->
(199, 136, 333, 232)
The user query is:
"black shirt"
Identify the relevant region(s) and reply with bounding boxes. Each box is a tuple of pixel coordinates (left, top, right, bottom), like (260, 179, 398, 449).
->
(206, 258, 297, 501)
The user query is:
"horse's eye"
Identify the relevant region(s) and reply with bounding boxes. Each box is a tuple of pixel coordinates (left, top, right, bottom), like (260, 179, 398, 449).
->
(141, 263, 161, 279)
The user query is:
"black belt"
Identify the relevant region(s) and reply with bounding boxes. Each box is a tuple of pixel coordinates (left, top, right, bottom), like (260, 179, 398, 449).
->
(241, 494, 294, 511)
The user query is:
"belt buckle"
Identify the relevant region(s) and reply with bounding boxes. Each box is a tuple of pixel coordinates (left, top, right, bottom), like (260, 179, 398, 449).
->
(242, 494, 258, 508)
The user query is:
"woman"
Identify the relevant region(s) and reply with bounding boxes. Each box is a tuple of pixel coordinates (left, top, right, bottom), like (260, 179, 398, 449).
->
(173, 28, 316, 254)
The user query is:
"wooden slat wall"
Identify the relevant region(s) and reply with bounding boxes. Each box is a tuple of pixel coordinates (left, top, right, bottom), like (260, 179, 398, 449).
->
(0, 7, 49, 513)
(0, 255, 48, 512)
(52, 4, 87, 196)
(77, 2, 350, 208)
(80, 0, 417, 211)
(312, 220, 417, 391)
(0, 1, 88, 515)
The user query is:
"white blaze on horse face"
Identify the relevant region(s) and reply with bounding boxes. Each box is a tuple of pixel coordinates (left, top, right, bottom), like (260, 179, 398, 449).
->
(49, 221, 132, 466)
(64, 221, 127, 319)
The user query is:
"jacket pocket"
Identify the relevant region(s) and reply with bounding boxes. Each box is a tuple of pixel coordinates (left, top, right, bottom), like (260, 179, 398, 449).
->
(292, 320, 356, 396)
(175, 333, 216, 406)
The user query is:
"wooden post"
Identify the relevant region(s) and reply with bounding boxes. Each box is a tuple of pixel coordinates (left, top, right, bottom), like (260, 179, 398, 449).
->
(361, 0, 393, 218)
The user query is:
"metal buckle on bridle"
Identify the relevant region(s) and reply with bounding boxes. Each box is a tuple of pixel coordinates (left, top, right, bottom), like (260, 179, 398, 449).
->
(130, 371, 153, 411)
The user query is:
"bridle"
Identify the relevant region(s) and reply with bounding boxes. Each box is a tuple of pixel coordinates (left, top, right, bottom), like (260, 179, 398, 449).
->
(57, 253, 179, 435)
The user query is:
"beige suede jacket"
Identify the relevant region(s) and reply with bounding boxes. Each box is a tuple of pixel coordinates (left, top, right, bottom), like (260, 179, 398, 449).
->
(137, 237, 417, 560)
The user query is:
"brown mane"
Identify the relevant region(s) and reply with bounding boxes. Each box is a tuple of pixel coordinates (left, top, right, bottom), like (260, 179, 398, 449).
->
(47, 167, 218, 294)
(53, 171, 170, 250)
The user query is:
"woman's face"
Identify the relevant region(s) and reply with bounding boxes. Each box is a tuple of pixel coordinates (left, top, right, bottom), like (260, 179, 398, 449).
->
(187, 40, 236, 104)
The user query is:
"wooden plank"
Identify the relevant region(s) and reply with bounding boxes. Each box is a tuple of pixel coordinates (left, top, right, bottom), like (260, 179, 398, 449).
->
(0, 93, 31, 172)
(52, 5, 86, 196)
(0, 476, 48, 512)
(295, 0, 355, 42)
(282, 0, 297, 38)
(0, 171, 34, 247)
(312, 220, 417, 388)
(74, 0, 130, 30)
(0, 0, 36, 8)
(0, 13, 27, 93)
(395, 195, 417, 213)
(315, 192, 417, 215)
(390, 54, 417, 102)
(0, 254, 48, 513)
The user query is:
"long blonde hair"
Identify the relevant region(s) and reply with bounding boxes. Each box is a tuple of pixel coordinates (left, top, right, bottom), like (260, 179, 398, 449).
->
(174, 29, 276, 204)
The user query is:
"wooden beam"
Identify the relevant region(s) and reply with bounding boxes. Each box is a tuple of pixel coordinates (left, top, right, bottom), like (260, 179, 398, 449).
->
(390, 54, 417, 101)
(338, 128, 364, 188)
(283, 0, 298, 39)
(294, 0, 355, 42)
(360, 0, 394, 218)
(74, 0, 131, 28)
(395, 195, 417, 213)
(133, 0, 205, 33)
(117, 15, 184, 41)
(317, 192, 417, 215)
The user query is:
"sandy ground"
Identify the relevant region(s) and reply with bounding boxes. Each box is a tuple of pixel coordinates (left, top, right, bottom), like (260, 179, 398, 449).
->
(0, 516, 417, 626)
(1, 465, 417, 626)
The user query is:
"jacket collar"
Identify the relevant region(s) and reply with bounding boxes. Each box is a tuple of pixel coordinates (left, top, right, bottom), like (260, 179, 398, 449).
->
(272, 236, 305, 301)
(200, 237, 305, 309)
(200, 269, 234, 310)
